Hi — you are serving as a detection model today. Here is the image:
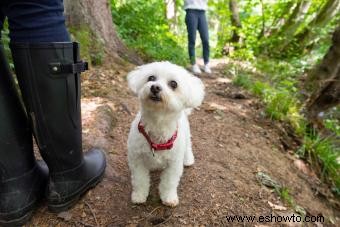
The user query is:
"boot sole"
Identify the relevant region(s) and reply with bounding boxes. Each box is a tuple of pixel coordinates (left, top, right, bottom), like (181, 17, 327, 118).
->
(0, 172, 46, 227)
(0, 210, 33, 227)
(48, 171, 104, 213)
(0, 201, 39, 227)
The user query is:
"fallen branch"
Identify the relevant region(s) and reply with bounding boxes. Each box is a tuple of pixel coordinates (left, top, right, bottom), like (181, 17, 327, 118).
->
(136, 206, 162, 223)
(85, 201, 99, 227)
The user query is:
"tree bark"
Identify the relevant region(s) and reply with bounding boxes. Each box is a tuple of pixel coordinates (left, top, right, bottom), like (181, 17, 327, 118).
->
(164, 0, 178, 33)
(64, 0, 142, 64)
(305, 26, 340, 128)
(257, 0, 266, 39)
(267, 1, 296, 36)
(229, 0, 242, 43)
(291, 0, 340, 48)
(279, 0, 312, 36)
(275, 0, 312, 51)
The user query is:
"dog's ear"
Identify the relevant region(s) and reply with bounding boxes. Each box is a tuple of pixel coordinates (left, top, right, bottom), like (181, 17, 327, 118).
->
(127, 66, 145, 95)
(185, 75, 205, 108)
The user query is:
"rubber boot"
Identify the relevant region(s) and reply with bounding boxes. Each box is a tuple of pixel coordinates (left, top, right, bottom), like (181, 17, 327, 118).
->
(10, 42, 106, 212)
(0, 43, 47, 226)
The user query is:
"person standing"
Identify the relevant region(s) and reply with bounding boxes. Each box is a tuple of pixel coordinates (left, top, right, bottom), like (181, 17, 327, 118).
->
(184, 0, 211, 74)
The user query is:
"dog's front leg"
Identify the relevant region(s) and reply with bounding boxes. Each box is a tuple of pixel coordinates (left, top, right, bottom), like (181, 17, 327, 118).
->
(159, 162, 183, 207)
(184, 145, 195, 166)
(130, 159, 150, 204)
(183, 118, 195, 166)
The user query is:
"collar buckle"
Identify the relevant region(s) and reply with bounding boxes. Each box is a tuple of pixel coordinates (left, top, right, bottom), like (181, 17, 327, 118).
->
(138, 121, 178, 154)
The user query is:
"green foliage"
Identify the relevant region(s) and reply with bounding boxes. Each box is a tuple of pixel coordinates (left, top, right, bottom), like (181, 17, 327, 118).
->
(232, 73, 252, 89)
(111, 0, 187, 65)
(1, 20, 13, 70)
(233, 65, 301, 123)
(264, 90, 296, 121)
(209, 0, 232, 57)
(111, 0, 338, 64)
(325, 119, 340, 136)
(277, 187, 295, 207)
(323, 107, 340, 137)
(68, 26, 104, 66)
(229, 48, 255, 61)
(236, 76, 302, 126)
(298, 133, 340, 191)
(277, 187, 307, 216)
(232, 56, 339, 193)
(211, 0, 339, 59)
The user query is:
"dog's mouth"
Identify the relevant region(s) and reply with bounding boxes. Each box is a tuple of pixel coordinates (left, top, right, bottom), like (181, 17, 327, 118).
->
(149, 94, 162, 102)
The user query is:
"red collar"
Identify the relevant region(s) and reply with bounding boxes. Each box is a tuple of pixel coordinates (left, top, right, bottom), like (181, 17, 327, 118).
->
(138, 121, 178, 152)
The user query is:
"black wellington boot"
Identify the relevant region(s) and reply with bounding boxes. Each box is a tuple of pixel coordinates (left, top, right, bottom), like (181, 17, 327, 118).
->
(0, 43, 48, 226)
(10, 42, 106, 212)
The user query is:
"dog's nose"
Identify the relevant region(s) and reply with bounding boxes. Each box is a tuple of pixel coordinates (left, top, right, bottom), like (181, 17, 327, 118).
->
(150, 85, 162, 94)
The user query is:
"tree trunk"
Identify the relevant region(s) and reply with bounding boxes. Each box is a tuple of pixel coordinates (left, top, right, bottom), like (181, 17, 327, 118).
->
(290, 0, 340, 49)
(164, 0, 178, 33)
(267, 1, 296, 36)
(64, 0, 142, 64)
(279, 0, 312, 36)
(305, 26, 340, 128)
(229, 0, 242, 44)
(275, 0, 312, 51)
(257, 0, 266, 39)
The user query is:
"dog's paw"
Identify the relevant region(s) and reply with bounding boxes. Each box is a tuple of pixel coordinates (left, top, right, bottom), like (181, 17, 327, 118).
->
(184, 159, 195, 167)
(184, 149, 195, 167)
(161, 193, 179, 207)
(162, 197, 179, 207)
(131, 191, 147, 204)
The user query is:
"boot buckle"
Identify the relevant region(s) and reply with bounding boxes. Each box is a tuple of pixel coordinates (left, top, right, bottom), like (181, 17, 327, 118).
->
(49, 61, 89, 75)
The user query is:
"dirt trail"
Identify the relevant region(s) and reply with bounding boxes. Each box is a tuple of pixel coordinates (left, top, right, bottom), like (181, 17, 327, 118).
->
(29, 60, 339, 226)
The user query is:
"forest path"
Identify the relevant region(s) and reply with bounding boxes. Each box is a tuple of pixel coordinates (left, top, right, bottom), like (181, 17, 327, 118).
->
(30, 60, 339, 226)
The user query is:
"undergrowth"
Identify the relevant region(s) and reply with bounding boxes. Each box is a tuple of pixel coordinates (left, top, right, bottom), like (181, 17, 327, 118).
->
(111, 0, 187, 65)
(232, 57, 340, 195)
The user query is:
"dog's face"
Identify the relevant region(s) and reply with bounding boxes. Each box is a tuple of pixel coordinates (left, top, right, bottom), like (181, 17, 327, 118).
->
(127, 61, 205, 112)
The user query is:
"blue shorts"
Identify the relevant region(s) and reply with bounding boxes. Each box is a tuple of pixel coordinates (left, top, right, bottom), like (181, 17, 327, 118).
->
(0, 0, 70, 42)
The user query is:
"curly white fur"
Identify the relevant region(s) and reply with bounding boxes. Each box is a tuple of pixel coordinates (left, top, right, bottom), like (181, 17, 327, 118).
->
(127, 61, 205, 207)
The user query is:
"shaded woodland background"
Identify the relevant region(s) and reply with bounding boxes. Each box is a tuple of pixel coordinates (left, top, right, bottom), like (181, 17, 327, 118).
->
(59, 0, 339, 199)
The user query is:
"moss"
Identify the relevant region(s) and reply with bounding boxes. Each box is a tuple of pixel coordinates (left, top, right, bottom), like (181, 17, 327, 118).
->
(68, 26, 105, 66)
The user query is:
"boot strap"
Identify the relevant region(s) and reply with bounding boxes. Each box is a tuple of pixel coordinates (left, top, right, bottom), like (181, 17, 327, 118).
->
(49, 61, 88, 75)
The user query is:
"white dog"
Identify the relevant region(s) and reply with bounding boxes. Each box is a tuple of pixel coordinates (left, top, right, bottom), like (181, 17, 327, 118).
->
(127, 61, 205, 207)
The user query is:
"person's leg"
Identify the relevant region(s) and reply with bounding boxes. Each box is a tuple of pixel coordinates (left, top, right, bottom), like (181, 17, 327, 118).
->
(4, 0, 69, 42)
(5, 0, 106, 213)
(185, 9, 200, 72)
(0, 9, 48, 226)
(198, 10, 211, 73)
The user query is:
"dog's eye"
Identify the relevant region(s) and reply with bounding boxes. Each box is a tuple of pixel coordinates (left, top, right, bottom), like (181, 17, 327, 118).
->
(148, 75, 156, 82)
(169, 80, 177, 89)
